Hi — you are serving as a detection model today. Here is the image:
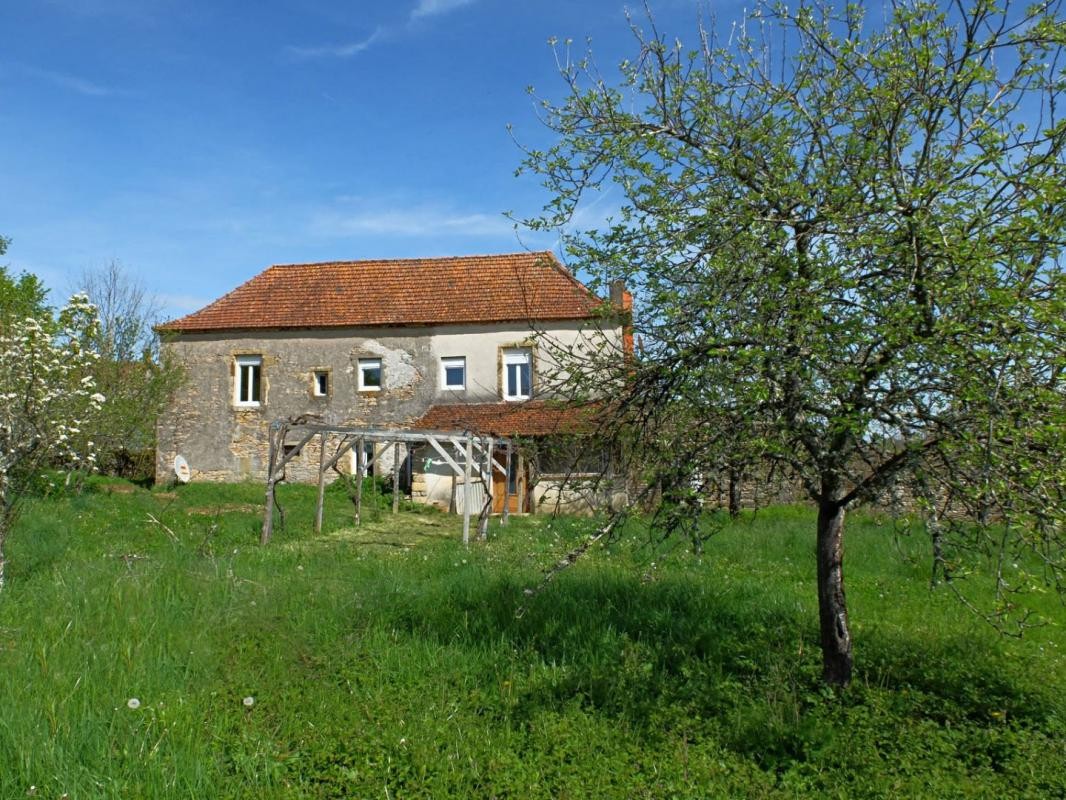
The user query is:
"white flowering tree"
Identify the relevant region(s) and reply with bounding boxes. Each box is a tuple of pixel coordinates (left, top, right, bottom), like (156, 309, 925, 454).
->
(0, 293, 104, 589)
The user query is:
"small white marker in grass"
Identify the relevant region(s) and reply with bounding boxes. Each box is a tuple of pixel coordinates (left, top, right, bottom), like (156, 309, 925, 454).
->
(243, 696, 255, 708)
(127, 698, 141, 710)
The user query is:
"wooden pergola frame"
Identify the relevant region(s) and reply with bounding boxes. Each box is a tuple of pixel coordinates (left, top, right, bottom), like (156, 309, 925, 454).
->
(260, 419, 517, 546)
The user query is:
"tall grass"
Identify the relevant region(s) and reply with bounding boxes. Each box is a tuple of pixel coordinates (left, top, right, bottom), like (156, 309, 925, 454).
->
(0, 480, 1062, 798)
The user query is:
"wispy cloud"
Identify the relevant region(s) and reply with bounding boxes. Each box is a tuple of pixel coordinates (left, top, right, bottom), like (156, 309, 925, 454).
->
(285, 27, 383, 60)
(310, 204, 514, 238)
(410, 0, 477, 20)
(284, 1, 477, 61)
(20, 64, 121, 97)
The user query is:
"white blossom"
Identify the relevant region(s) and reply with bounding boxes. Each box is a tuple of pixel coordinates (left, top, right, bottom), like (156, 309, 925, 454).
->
(0, 294, 105, 578)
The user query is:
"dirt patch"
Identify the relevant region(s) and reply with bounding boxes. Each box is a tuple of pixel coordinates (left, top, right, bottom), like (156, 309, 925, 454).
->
(287, 514, 458, 551)
(186, 504, 261, 516)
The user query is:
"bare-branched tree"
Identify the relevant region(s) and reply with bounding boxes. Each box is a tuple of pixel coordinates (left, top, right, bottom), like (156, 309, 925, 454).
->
(75, 262, 183, 478)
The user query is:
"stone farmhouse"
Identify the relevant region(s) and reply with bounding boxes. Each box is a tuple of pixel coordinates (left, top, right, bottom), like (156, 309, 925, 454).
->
(155, 252, 629, 513)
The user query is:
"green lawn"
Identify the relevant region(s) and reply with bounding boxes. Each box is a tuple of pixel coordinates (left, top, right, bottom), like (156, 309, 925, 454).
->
(0, 479, 1063, 798)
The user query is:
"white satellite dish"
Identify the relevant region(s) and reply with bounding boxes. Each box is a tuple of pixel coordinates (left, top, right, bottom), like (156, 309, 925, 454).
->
(173, 454, 191, 484)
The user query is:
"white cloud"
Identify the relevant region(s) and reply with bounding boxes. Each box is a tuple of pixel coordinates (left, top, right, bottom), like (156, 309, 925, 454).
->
(285, 27, 382, 60)
(410, 0, 477, 20)
(309, 205, 514, 238)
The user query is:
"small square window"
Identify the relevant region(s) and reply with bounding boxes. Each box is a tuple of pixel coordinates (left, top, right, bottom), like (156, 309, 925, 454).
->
(441, 356, 466, 390)
(313, 370, 329, 397)
(234, 355, 262, 406)
(503, 349, 532, 401)
(358, 358, 382, 391)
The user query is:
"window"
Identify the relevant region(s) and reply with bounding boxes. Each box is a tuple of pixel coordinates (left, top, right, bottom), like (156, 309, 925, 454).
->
(313, 370, 329, 397)
(503, 349, 532, 401)
(441, 356, 466, 390)
(234, 355, 262, 406)
(358, 358, 382, 391)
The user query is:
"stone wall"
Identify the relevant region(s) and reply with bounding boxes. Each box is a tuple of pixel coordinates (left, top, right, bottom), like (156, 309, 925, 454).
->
(156, 321, 619, 485)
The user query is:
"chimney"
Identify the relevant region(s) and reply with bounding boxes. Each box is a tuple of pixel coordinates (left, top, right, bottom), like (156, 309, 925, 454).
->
(608, 280, 634, 357)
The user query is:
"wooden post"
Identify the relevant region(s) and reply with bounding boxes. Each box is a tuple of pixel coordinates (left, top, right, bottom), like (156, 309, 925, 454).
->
(462, 435, 472, 546)
(501, 443, 512, 527)
(355, 435, 365, 527)
(314, 432, 327, 534)
(516, 452, 526, 515)
(392, 442, 401, 515)
(261, 425, 279, 545)
(479, 436, 494, 540)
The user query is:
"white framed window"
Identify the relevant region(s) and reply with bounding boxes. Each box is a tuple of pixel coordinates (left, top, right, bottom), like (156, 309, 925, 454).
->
(312, 370, 329, 397)
(441, 356, 466, 390)
(503, 349, 532, 401)
(234, 355, 262, 406)
(358, 358, 382, 391)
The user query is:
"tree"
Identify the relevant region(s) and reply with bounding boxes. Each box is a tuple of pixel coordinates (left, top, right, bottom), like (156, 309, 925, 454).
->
(520, 0, 1066, 684)
(0, 239, 49, 327)
(74, 262, 182, 478)
(0, 290, 103, 589)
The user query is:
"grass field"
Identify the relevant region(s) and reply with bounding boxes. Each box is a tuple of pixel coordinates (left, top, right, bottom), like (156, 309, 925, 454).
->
(0, 478, 1063, 798)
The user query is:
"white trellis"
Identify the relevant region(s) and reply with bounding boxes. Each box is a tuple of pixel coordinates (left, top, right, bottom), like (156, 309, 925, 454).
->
(260, 420, 515, 546)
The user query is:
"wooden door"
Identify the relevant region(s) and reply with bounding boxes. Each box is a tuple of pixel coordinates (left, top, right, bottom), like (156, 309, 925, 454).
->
(492, 448, 528, 513)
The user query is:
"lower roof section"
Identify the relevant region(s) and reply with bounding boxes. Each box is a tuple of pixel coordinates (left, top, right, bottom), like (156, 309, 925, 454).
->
(410, 401, 599, 438)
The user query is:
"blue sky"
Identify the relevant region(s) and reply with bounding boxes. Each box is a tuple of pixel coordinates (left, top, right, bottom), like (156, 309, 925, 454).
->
(0, 0, 724, 320)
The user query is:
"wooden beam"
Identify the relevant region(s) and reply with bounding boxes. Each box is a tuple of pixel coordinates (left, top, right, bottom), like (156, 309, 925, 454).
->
(320, 435, 357, 472)
(392, 442, 401, 515)
(517, 451, 526, 515)
(355, 435, 365, 527)
(269, 429, 317, 481)
(470, 437, 508, 476)
(462, 435, 472, 546)
(363, 442, 382, 472)
(259, 420, 522, 547)
(261, 424, 279, 545)
(501, 443, 512, 526)
(314, 431, 327, 534)
(479, 436, 493, 541)
(267, 423, 513, 447)
(427, 435, 464, 476)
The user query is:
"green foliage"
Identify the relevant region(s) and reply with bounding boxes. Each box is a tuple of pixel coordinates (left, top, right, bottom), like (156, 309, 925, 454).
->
(0, 488, 1062, 797)
(0, 266, 49, 329)
(520, 0, 1066, 664)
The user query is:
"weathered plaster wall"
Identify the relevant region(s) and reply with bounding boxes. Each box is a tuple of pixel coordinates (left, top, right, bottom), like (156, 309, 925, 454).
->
(427, 321, 619, 403)
(157, 327, 432, 483)
(157, 320, 621, 485)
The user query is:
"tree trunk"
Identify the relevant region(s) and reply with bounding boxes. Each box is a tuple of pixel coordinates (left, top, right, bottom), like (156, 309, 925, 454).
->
(728, 467, 740, 518)
(0, 514, 8, 591)
(816, 500, 852, 685)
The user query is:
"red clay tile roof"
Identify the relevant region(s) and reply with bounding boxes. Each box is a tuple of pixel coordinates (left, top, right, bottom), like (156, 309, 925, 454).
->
(158, 252, 604, 332)
(410, 401, 599, 437)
